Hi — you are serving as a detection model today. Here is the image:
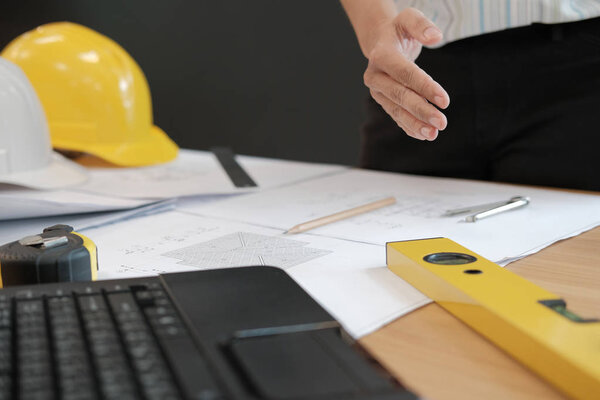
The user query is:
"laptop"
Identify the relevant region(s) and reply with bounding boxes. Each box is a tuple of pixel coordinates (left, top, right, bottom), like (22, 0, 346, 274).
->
(0, 265, 418, 399)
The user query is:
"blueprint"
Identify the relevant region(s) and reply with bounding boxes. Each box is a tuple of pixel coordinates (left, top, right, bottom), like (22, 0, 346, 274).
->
(182, 169, 600, 265)
(162, 232, 331, 269)
(76, 149, 347, 199)
(0, 187, 157, 221)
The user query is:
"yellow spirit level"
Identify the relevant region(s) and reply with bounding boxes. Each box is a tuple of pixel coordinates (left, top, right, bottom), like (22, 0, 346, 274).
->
(0, 225, 98, 287)
(386, 238, 599, 400)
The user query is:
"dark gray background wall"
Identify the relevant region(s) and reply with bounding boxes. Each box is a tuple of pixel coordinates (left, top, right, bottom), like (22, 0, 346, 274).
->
(0, 0, 368, 165)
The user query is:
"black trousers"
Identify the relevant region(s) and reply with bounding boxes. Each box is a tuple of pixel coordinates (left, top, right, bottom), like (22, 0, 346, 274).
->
(360, 17, 600, 191)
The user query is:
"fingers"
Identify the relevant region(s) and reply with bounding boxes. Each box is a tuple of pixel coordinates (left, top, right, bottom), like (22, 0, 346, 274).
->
(395, 8, 443, 47)
(370, 89, 439, 141)
(371, 50, 450, 110)
(361, 6, 450, 140)
(364, 71, 447, 131)
(376, 8, 450, 109)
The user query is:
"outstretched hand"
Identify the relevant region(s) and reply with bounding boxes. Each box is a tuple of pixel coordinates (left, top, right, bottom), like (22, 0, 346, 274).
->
(363, 8, 450, 140)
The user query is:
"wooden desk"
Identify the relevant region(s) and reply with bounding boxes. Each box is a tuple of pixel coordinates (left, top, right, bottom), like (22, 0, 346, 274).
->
(360, 226, 600, 400)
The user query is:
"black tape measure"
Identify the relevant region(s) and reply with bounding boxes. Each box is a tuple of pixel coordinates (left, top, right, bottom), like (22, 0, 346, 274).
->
(0, 225, 98, 287)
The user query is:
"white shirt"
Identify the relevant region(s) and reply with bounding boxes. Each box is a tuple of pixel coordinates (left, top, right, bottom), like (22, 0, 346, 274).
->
(395, 0, 600, 45)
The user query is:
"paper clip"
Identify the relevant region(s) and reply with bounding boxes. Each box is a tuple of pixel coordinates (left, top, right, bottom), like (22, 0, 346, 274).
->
(443, 196, 530, 222)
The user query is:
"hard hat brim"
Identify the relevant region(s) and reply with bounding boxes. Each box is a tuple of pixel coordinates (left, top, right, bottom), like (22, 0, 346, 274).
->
(53, 125, 179, 167)
(0, 152, 88, 190)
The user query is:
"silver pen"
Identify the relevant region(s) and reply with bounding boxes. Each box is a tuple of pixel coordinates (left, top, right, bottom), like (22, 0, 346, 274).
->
(444, 196, 530, 223)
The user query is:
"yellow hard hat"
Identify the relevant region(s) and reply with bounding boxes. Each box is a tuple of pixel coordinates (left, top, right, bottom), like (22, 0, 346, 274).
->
(1, 22, 178, 167)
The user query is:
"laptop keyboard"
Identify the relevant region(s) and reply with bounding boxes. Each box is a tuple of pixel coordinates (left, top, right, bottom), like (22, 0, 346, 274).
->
(0, 283, 198, 400)
(0, 269, 417, 400)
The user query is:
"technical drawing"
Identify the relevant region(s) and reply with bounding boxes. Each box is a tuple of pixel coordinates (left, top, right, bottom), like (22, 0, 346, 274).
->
(162, 231, 331, 269)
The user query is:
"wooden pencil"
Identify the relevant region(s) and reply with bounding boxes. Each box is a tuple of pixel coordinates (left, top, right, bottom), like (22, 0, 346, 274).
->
(285, 196, 397, 234)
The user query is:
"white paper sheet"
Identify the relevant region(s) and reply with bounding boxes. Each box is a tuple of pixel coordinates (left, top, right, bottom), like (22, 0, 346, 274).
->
(0, 187, 157, 221)
(83, 210, 429, 339)
(76, 149, 347, 199)
(180, 169, 600, 264)
(0, 200, 175, 245)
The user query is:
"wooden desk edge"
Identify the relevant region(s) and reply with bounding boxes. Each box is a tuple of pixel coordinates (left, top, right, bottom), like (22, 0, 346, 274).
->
(359, 226, 600, 400)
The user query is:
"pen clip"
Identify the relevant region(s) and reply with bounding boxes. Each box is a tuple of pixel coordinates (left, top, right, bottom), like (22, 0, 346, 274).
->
(443, 196, 530, 222)
(464, 196, 530, 222)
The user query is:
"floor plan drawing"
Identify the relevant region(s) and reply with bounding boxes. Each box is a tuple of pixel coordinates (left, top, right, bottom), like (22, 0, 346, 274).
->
(162, 232, 332, 269)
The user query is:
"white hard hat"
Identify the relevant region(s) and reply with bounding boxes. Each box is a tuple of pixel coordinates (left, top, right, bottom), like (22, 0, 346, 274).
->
(0, 57, 87, 189)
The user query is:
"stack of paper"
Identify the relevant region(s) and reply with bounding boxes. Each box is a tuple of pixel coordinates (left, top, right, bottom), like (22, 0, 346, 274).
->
(0, 200, 175, 245)
(0, 149, 347, 220)
(0, 188, 160, 221)
(76, 149, 347, 199)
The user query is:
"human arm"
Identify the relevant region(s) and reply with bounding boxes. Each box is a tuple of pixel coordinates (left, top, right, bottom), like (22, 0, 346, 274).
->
(340, 0, 450, 140)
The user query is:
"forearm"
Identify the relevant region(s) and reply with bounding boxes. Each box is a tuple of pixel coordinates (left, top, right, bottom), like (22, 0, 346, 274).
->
(340, 0, 398, 57)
